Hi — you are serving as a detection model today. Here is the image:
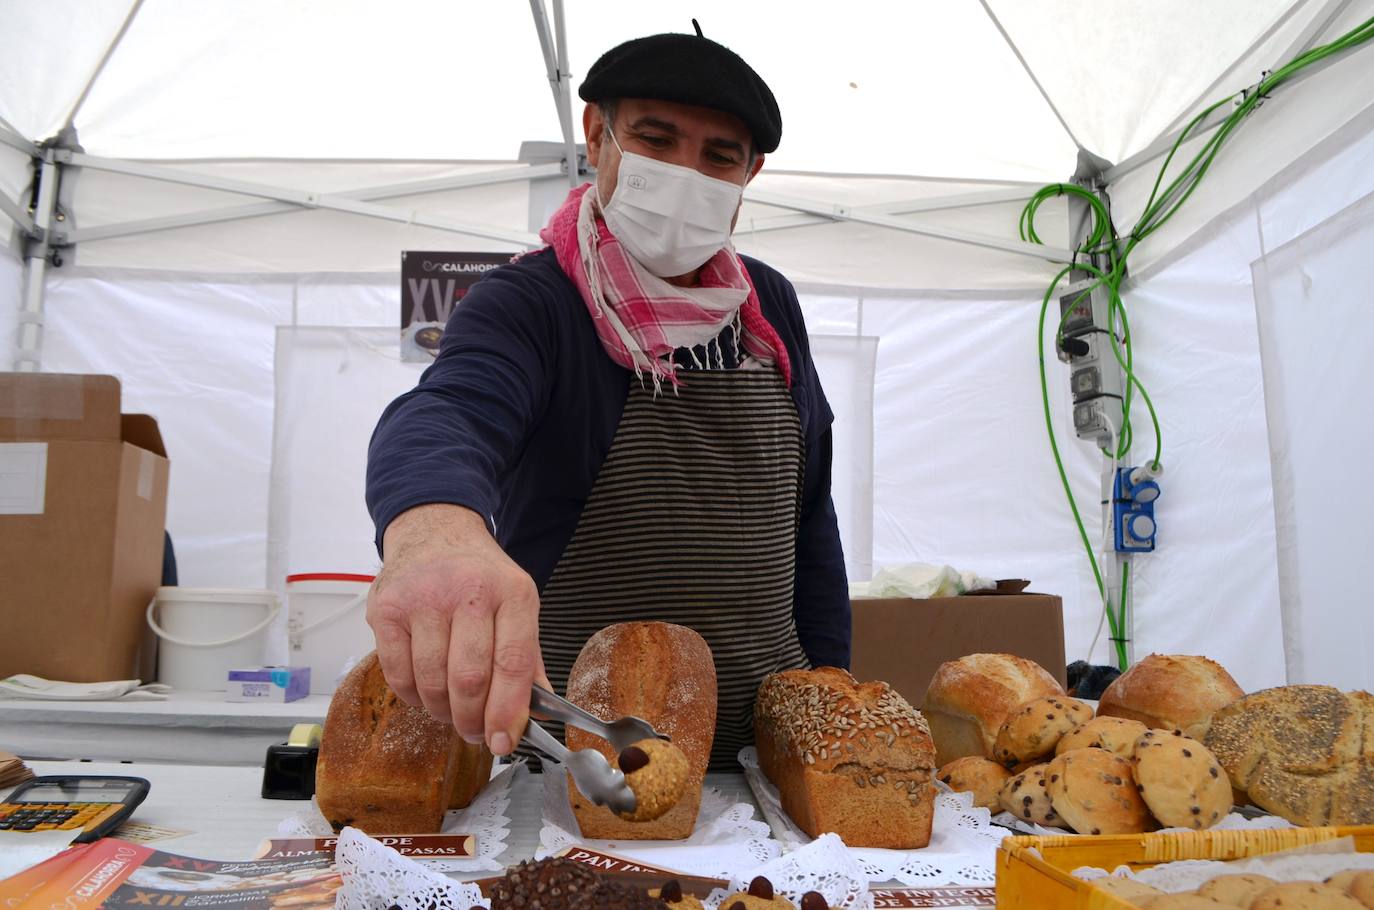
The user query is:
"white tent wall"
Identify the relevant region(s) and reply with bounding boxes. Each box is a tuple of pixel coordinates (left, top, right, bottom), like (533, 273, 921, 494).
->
(33, 270, 294, 587)
(1254, 192, 1374, 694)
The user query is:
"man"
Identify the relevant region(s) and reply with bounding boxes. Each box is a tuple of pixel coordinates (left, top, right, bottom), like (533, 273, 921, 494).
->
(365, 28, 849, 769)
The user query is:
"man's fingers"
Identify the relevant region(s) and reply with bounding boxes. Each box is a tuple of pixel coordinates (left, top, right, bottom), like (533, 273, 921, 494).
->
(368, 587, 419, 707)
(408, 607, 454, 724)
(484, 578, 541, 756)
(447, 586, 496, 744)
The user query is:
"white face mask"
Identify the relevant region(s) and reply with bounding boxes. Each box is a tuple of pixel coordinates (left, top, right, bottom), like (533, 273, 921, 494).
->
(598, 130, 745, 278)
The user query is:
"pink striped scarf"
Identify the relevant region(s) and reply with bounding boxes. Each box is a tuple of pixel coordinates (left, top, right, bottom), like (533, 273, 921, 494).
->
(538, 183, 791, 389)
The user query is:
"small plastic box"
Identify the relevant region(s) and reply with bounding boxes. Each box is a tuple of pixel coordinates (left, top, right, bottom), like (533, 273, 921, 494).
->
(226, 666, 311, 703)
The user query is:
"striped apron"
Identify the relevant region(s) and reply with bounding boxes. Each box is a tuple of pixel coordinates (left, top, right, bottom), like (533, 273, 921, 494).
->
(538, 369, 811, 769)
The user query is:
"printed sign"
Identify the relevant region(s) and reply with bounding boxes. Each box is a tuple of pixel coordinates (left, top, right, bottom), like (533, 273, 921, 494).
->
(255, 834, 476, 860)
(399, 251, 513, 362)
(869, 886, 997, 908)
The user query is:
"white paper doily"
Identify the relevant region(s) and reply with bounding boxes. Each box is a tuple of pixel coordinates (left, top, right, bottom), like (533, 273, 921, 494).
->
(1072, 836, 1374, 894)
(538, 761, 781, 878)
(281, 761, 524, 871)
(991, 805, 1296, 838)
(335, 827, 483, 910)
(739, 747, 1004, 886)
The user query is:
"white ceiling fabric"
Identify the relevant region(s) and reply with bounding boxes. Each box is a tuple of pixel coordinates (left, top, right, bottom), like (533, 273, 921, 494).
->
(2, 0, 1373, 689)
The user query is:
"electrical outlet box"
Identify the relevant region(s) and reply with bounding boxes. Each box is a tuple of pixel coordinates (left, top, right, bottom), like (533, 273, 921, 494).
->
(1113, 466, 1159, 553)
(1058, 279, 1125, 444)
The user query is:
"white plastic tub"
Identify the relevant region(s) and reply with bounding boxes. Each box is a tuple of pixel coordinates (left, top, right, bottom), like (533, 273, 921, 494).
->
(285, 573, 375, 694)
(147, 587, 280, 691)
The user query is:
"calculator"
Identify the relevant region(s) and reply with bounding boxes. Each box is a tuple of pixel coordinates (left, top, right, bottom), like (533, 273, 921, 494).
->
(0, 775, 150, 843)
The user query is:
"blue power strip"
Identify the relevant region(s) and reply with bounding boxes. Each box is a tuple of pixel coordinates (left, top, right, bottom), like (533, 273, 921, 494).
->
(1114, 467, 1159, 553)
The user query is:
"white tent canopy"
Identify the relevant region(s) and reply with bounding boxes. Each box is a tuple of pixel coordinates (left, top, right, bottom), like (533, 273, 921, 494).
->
(3, 0, 1373, 693)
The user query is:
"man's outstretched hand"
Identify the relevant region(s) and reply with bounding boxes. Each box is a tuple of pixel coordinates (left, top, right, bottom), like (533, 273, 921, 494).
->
(368, 503, 547, 756)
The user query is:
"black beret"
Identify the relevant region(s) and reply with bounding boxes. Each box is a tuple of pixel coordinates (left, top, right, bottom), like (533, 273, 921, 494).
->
(579, 32, 782, 153)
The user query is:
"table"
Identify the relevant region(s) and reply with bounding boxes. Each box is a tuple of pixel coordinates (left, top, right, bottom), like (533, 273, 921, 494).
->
(3, 759, 751, 870)
(0, 692, 329, 764)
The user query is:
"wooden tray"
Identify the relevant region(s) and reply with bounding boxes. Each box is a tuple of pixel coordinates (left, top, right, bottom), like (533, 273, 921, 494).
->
(995, 825, 1374, 908)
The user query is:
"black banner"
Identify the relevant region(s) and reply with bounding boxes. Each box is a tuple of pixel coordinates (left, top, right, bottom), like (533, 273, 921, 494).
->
(399, 251, 513, 362)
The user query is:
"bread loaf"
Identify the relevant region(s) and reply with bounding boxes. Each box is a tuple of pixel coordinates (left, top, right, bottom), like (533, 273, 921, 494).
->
(316, 652, 493, 833)
(564, 622, 716, 840)
(921, 653, 1065, 766)
(1097, 654, 1243, 740)
(755, 667, 937, 849)
(1204, 685, 1374, 827)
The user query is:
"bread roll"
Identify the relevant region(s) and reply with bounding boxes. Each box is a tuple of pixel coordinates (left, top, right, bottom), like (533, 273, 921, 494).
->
(755, 667, 937, 849)
(1132, 729, 1231, 829)
(316, 652, 493, 834)
(564, 622, 716, 840)
(1088, 878, 1162, 902)
(1044, 748, 1152, 835)
(1250, 882, 1366, 910)
(992, 695, 1093, 764)
(1204, 685, 1374, 827)
(998, 763, 1062, 828)
(1195, 873, 1274, 906)
(1097, 654, 1243, 740)
(1055, 716, 1149, 756)
(921, 653, 1065, 767)
(937, 756, 1010, 810)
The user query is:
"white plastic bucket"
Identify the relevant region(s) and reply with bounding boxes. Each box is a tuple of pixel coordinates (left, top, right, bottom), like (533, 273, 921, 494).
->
(147, 587, 280, 691)
(286, 573, 375, 695)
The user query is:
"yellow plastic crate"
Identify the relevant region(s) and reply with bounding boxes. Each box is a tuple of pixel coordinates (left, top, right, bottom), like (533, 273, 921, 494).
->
(995, 825, 1374, 909)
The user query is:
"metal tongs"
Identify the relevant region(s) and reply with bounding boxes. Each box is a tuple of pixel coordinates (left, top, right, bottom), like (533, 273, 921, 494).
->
(521, 684, 670, 816)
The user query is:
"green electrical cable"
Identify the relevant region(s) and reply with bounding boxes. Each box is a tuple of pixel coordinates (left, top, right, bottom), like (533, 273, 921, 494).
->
(1021, 13, 1374, 671)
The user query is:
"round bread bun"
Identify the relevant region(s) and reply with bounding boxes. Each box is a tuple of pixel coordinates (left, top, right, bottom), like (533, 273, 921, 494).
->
(921, 653, 1064, 766)
(1044, 747, 1152, 835)
(936, 756, 1011, 810)
(998, 763, 1063, 828)
(1195, 873, 1275, 906)
(1141, 895, 1225, 909)
(1097, 654, 1243, 740)
(1088, 877, 1163, 902)
(1250, 882, 1366, 909)
(1133, 729, 1231, 829)
(1335, 871, 1374, 909)
(993, 695, 1094, 764)
(1056, 716, 1150, 756)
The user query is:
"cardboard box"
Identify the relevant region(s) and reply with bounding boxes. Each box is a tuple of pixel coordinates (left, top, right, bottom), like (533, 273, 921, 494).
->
(849, 583, 1066, 707)
(226, 667, 311, 703)
(0, 373, 169, 683)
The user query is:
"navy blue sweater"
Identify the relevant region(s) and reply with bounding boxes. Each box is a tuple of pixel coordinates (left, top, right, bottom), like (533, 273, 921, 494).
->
(366, 248, 851, 669)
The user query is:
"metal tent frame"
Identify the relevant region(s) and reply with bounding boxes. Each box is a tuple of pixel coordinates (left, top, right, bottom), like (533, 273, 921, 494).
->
(1, 0, 1363, 372)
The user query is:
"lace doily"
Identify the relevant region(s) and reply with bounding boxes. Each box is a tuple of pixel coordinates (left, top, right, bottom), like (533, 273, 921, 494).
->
(991, 806, 1296, 838)
(336, 825, 871, 910)
(538, 760, 781, 878)
(280, 761, 525, 871)
(1072, 836, 1374, 893)
(739, 747, 1004, 886)
(335, 826, 483, 910)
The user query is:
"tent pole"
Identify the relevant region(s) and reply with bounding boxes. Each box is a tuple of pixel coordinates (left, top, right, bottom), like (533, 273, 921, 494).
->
(61, 0, 146, 133)
(65, 162, 563, 244)
(1146, 1, 1311, 147)
(14, 151, 60, 373)
(0, 124, 37, 156)
(742, 185, 1038, 236)
(977, 0, 1084, 152)
(62, 151, 540, 248)
(1105, 0, 1361, 184)
(552, 0, 581, 189)
(529, 0, 580, 189)
(746, 188, 1075, 261)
